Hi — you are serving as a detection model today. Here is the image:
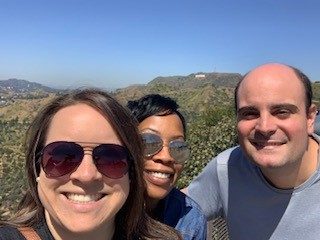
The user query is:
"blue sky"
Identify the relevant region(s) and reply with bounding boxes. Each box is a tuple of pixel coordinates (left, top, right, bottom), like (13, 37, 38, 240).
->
(0, 0, 319, 89)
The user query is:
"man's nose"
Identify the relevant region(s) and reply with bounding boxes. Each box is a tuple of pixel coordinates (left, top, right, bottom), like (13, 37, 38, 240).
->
(255, 114, 277, 136)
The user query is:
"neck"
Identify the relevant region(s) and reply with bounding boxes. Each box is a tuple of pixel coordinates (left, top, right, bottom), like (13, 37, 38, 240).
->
(45, 211, 115, 240)
(146, 197, 160, 212)
(261, 137, 319, 189)
(146, 197, 160, 215)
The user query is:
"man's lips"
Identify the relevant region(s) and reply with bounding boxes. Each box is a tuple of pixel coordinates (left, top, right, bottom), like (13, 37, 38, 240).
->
(250, 140, 286, 149)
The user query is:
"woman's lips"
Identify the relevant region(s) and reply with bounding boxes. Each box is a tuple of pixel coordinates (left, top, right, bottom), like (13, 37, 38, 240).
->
(64, 193, 104, 203)
(60, 192, 108, 213)
(144, 170, 173, 186)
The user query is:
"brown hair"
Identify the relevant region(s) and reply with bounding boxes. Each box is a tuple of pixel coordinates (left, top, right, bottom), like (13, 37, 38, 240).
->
(2, 89, 181, 239)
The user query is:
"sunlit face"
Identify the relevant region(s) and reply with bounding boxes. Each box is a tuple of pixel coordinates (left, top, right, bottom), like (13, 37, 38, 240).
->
(236, 64, 316, 171)
(139, 114, 184, 204)
(37, 103, 130, 239)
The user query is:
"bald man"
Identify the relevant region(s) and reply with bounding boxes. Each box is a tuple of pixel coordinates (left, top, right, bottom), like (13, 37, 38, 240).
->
(187, 63, 319, 239)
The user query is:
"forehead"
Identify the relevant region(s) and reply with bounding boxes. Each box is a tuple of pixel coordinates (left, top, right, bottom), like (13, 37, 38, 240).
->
(237, 65, 306, 109)
(139, 114, 184, 136)
(46, 103, 121, 144)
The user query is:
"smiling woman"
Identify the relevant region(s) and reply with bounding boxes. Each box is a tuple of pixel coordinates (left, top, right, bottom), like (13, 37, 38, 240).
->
(0, 89, 181, 240)
(127, 94, 207, 240)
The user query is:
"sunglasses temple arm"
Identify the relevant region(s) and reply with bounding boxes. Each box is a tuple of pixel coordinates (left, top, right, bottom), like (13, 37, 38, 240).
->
(33, 153, 40, 179)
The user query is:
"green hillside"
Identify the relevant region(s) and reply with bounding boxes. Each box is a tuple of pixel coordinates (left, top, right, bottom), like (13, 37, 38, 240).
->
(1, 76, 320, 240)
(0, 75, 239, 218)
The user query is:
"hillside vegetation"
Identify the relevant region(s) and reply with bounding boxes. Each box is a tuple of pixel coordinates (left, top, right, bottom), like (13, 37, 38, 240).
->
(0, 74, 239, 218)
(0, 95, 55, 121)
(1, 75, 320, 240)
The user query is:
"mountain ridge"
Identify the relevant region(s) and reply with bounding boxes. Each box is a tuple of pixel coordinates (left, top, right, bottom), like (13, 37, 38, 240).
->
(0, 78, 58, 93)
(149, 72, 241, 89)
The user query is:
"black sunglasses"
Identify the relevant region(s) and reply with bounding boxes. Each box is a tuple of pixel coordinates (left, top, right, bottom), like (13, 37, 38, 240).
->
(39, 141, 129, 179)
(141, 133, 189, 164)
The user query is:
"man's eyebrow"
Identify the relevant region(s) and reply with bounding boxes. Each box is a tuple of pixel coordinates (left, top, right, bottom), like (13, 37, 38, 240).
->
(237, 104, 299, 114)
(270, 104, 299, 112)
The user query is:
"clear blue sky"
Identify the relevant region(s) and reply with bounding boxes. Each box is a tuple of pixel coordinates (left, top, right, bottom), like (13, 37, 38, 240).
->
(0, 0, 319, 89)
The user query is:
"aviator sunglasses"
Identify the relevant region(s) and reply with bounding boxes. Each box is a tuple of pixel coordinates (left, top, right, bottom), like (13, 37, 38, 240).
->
(141, 133, 190, 164)
(39, 141, 129, 179)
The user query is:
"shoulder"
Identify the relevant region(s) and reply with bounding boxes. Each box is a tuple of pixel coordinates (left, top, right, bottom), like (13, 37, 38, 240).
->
(312, 133, 320, 143)
(0, 225, 25, 240)
(195, 146, 244, 171)
(189, 146, 244, 184)
(167, 188, 205, 216)
(187, 146, 246, 220)
(216, 146, 244, 164)
(140, 216, 182, 240)
(164, 188, 207, 238)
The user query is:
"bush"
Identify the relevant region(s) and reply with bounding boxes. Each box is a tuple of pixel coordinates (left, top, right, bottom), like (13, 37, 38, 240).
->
(177, 106, 238, 188)
(0, 120, 28, 216)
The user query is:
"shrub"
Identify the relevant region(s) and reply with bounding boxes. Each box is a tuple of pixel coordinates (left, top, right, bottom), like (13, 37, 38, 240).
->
(177, 106, 238, 188)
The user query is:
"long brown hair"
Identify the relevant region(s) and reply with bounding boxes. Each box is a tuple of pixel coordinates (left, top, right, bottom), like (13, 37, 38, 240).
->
(2, 89, 181, 239)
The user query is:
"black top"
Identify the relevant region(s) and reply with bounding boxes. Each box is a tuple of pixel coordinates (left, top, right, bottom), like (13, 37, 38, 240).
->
(0, 219, 54, 240)
(0, 219, 131, 240)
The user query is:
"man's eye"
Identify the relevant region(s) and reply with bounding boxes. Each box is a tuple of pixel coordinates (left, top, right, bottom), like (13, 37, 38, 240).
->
(239, 111, 259, 120)
(274, 109, 291, 118)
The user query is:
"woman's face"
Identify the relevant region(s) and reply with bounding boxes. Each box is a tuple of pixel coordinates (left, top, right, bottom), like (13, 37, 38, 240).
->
(37, 103, 130, 239)
(138, 113, 185, 204)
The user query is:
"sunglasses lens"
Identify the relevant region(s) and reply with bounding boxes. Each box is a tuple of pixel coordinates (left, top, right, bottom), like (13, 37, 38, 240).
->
(169, 140, 190, 164)
(141, 133, 163, 157)
(93, 144, 129, 179)
(41, 142, 83, 177)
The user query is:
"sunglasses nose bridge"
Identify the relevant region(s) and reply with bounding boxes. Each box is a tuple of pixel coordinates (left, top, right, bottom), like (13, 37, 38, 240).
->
(83, 150, 93, 157)
(153, 144, 176, 164)
(69, 151, 103, 182)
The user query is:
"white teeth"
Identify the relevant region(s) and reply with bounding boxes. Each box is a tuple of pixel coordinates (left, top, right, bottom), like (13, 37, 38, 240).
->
(150, 171, 171, 179)
(254, 141, 283, 147)
(267, 142, 282, 146)
(66, 193, 102, 203)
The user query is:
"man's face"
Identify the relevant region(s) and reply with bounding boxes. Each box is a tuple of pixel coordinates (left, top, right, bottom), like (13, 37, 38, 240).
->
(236, 64, 316, 170)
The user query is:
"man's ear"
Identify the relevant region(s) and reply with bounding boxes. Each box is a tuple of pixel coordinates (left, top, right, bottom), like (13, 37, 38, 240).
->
(307, 103, 318, 134)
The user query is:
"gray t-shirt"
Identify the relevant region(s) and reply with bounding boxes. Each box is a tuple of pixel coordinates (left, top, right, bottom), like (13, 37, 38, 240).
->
(188, 137, 320, 240)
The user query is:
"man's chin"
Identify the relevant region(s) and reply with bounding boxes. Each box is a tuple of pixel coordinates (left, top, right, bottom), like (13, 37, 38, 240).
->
(248, 154, 287, 169)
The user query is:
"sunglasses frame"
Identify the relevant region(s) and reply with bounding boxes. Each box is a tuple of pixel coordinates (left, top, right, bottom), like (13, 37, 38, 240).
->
(38, 141, 130, 179)
(141, 133, 189, 164)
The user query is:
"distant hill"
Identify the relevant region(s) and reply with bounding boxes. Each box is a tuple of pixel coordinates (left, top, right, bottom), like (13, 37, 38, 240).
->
(148, 72, 242, 89)
(114, 72, 241, 117)
(1, 71, 320, 122)
(0, 96, 56, 121)
(0, 78, 58, 94)
(0, 79, 60, 111)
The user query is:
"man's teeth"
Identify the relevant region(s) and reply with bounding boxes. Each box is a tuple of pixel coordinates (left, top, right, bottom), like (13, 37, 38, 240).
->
(255, 142, 282, 147)
(150, 171, 171, 179)
(66, 193, 102, 203)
